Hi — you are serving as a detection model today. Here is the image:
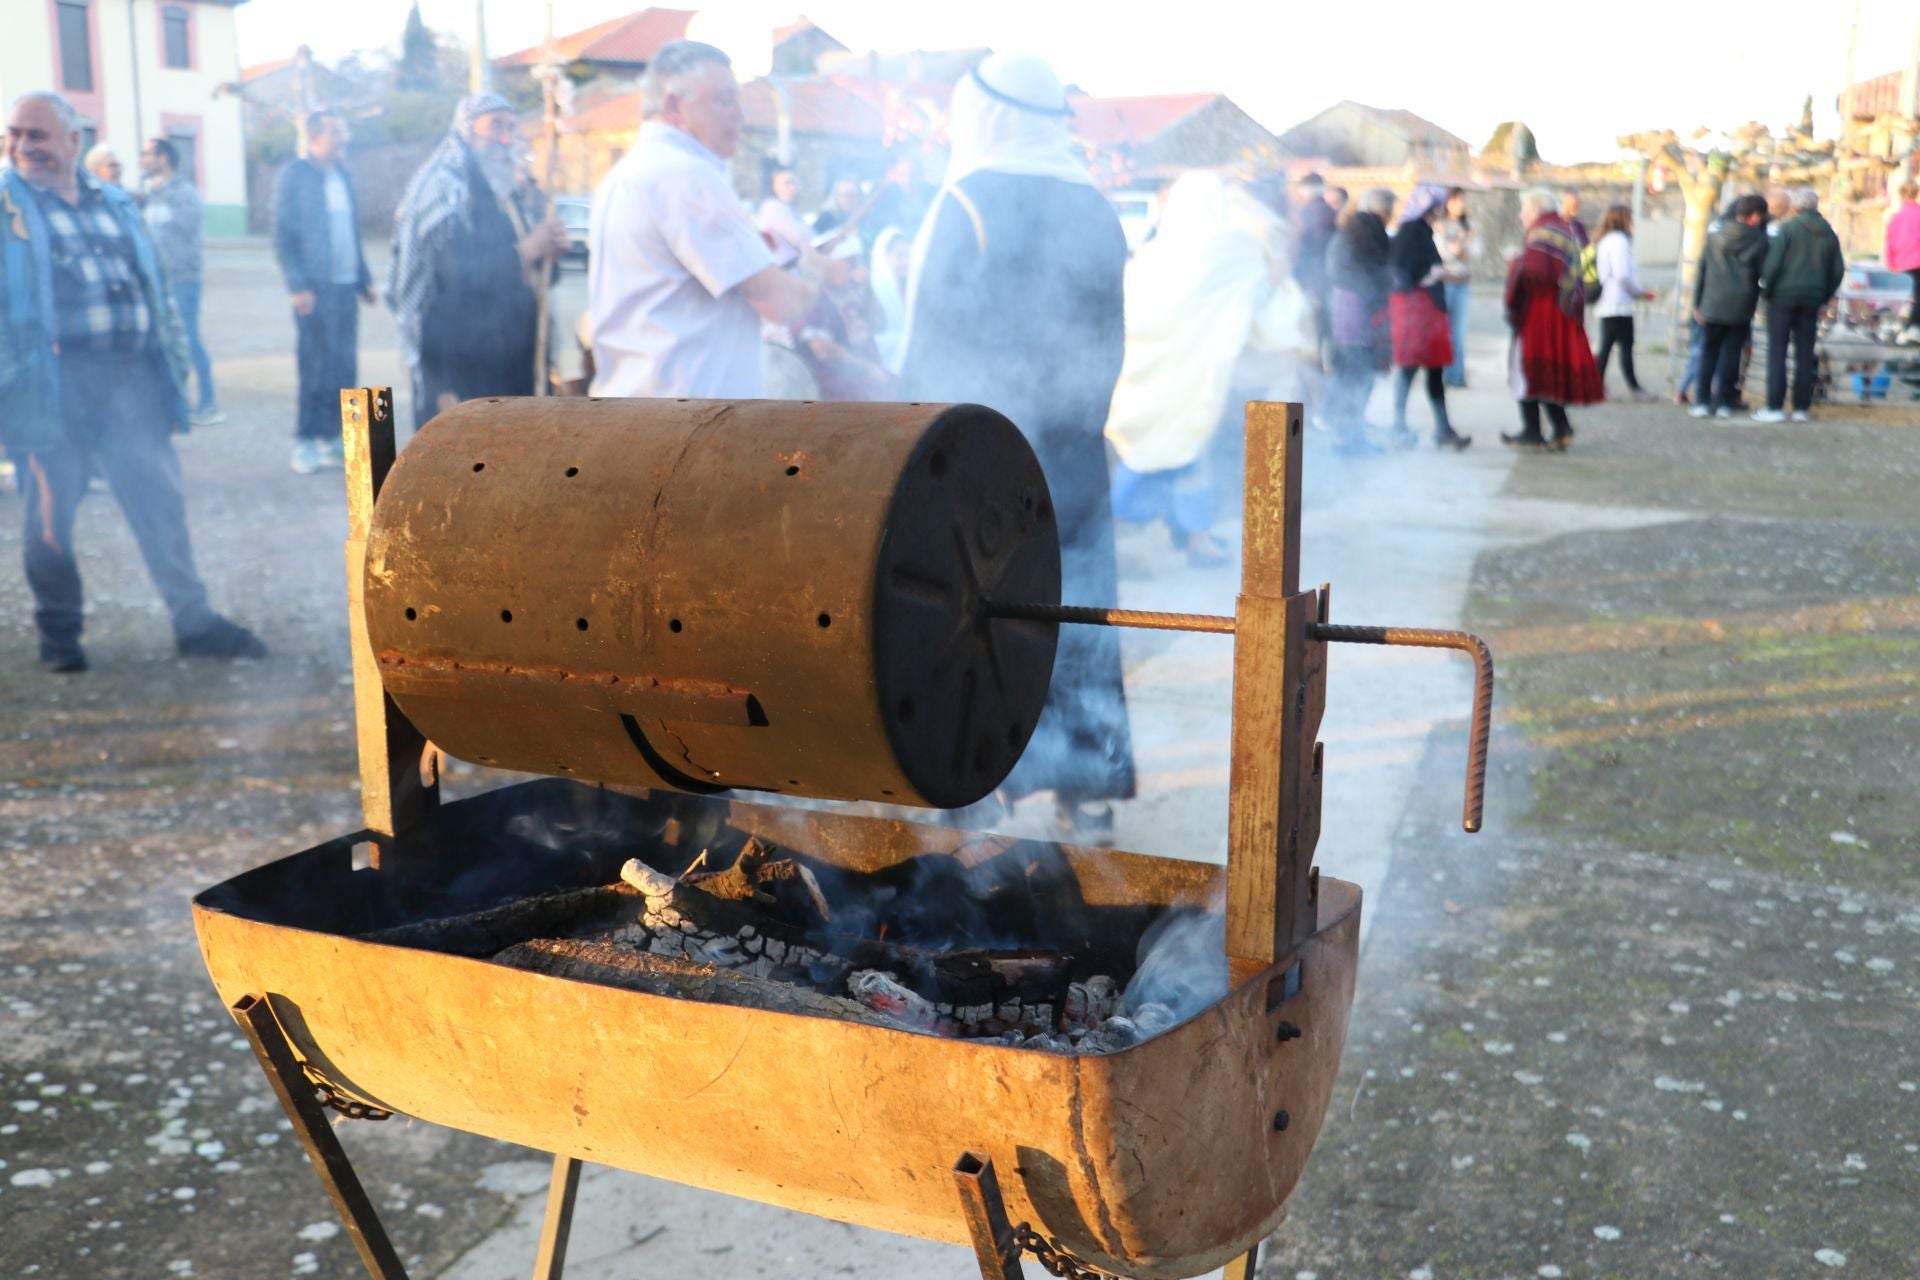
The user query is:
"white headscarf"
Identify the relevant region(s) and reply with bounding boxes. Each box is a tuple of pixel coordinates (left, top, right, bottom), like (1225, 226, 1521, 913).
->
(942, 54, 1093, 188)
(902, 54, 1093, 360)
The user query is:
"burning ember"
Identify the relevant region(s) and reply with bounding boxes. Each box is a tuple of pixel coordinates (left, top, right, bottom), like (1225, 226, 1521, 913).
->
(360, 833, 1191, 1055)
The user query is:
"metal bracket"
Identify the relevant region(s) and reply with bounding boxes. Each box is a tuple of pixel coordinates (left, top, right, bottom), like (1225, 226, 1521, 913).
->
(955, 1151, 1259, 1280)
(342, 387, 440, 867)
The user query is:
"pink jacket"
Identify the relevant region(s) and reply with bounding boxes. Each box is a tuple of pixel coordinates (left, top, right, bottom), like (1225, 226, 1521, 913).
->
(1889, 203, 1920, 273)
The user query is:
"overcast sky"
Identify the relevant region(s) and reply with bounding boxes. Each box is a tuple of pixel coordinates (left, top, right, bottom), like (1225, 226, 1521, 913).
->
(236, 0, 1919, 163)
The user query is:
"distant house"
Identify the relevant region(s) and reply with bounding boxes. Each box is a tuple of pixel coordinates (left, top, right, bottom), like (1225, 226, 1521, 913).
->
(770, 17, 849, 76)
(0, 0, 250, 234)
(235, 47, 362, 137)
(1069, 92, 1294, 186)
(494, 8, 695, 84)
(1281, 100, 1472, 175)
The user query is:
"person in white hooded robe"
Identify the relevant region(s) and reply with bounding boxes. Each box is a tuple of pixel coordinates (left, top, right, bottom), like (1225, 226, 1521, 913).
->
(899, 53, 1133, 843)
(1105, 170, 1312, 566)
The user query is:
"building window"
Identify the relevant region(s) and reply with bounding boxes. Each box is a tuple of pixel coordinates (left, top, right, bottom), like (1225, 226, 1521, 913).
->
(57, 0, 93, 93)
(167, 129, 198, 189)
(162, 6, 190, 69)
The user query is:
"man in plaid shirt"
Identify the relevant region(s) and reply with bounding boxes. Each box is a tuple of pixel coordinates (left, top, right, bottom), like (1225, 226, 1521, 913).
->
(2, 90, 265, 672)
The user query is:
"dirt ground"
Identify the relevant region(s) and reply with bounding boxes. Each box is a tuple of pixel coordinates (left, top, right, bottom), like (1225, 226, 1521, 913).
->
(2, 245, 1916, 1279)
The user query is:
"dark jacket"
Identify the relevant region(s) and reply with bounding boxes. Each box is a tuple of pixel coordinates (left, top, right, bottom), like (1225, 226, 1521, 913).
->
(1388, 217, 1446, 308)
(413, 150, 539, 418)
(1328, 212, 1391, 310)
(1760, 210, 1844, 307)
(1293, 197, 1337, 293)
(1693, 218, 1768, 325)
(272, 158, 371, 296)
(1, 168, 190, 453)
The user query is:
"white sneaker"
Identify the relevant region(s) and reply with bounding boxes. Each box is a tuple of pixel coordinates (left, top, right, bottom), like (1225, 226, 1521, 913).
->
(1714, 407, 1733, 419)
(290, 439, 322, 474)
(1749, 408, 1787, 423)
(1687, 404, 1711, 419)
(317, 438, 346, 470)
(1789, 410, 1811, 422)
(188, 405, 227, 426)
(1897, 325, 1920, 345)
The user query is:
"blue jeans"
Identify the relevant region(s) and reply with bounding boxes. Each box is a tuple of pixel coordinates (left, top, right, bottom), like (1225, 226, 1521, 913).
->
(294, 284, 359, 440)
(1679, 320, 1705, 398)
(22, 351, 215, 643)
(172, 280, 216, 410)
(1443, 281, 1471, 385)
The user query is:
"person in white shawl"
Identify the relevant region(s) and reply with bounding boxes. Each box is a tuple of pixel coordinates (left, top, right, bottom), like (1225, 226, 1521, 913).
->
(1105, 170, 1311, 566)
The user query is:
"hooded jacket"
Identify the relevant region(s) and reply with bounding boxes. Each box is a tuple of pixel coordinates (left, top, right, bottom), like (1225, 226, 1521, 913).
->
(1693, 217, 1768, 325)
(1760, 210, 1844, 307)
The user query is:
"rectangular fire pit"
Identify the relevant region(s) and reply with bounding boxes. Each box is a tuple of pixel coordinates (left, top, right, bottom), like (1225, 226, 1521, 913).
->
(194, 779, 1360, 1279)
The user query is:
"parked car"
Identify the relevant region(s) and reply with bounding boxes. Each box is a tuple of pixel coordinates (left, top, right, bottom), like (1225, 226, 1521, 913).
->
(553, 195, 592, 267)
(1835, 261, 1911, 334)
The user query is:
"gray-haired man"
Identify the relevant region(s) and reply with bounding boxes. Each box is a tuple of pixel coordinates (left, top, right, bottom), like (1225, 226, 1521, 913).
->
(1754, 187, 1844, 423)
(588, 40, 818, 397)
(2, 91, 266, 671)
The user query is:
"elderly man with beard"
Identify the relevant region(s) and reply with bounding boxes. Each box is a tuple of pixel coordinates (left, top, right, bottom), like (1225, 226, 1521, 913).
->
(2, 91, 266, 672)
(389, 94, 568, 425)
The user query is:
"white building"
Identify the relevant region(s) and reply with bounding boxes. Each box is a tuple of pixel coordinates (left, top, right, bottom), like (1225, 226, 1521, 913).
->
(0, 0, 250, 235)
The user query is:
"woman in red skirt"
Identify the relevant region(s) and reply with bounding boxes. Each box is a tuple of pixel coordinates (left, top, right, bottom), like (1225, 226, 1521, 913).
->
(1503, 187, 1603, 451)
(1388, 183, 1471, 449)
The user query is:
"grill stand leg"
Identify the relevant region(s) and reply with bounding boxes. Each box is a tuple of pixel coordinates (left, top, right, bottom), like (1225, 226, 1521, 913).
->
(1222, 1242, 1260, 1279)
(232, 994, 410, 1280)
(533, 1154, 584, 1279)
(954, 1153, 1024, 1279)
(234, 992, 587, 1280)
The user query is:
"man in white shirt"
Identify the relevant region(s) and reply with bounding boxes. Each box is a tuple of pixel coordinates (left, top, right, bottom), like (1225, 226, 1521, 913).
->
(589, 41, 817, 398)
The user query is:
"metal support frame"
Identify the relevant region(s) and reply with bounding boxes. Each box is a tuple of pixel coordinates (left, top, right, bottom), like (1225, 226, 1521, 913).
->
(233, 994, 409, 1279)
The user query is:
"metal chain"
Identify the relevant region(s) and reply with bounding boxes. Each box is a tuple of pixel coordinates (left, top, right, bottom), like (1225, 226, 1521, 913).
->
(300, 1064, 393, 1122)
(1012, 1225, 1129, 1280)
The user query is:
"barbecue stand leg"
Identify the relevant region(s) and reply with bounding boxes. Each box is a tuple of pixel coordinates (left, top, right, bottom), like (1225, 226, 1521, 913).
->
(232, 994, 411, 1280)
(1221, 1242, 1260, 1280)
(954, 1153, 1024, 1279)
(532, 1154, 584, 1280)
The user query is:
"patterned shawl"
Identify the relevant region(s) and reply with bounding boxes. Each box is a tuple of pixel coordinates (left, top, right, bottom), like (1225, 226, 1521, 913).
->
(1519, 210, 1586, 317)
(387, 94, 515, 366)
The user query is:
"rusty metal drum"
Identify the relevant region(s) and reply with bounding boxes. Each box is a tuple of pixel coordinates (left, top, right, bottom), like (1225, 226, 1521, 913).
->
(362, 398, 1061, 808)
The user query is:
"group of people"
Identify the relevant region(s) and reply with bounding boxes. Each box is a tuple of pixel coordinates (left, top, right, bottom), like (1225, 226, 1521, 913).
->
(1294, 177, 1616, 455)
(1295, 177, 1482, 452)
(1681, 187, 1845, 421)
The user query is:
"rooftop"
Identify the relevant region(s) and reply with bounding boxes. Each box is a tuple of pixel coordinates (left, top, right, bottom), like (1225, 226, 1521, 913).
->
(496, 8, 696, 69)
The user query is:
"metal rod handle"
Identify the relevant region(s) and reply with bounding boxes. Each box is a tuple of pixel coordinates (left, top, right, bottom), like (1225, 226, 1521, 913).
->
(989, 601, 1236, 635)
(986, 601, 1494, 833)
(1308, 624, 1494, 834)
